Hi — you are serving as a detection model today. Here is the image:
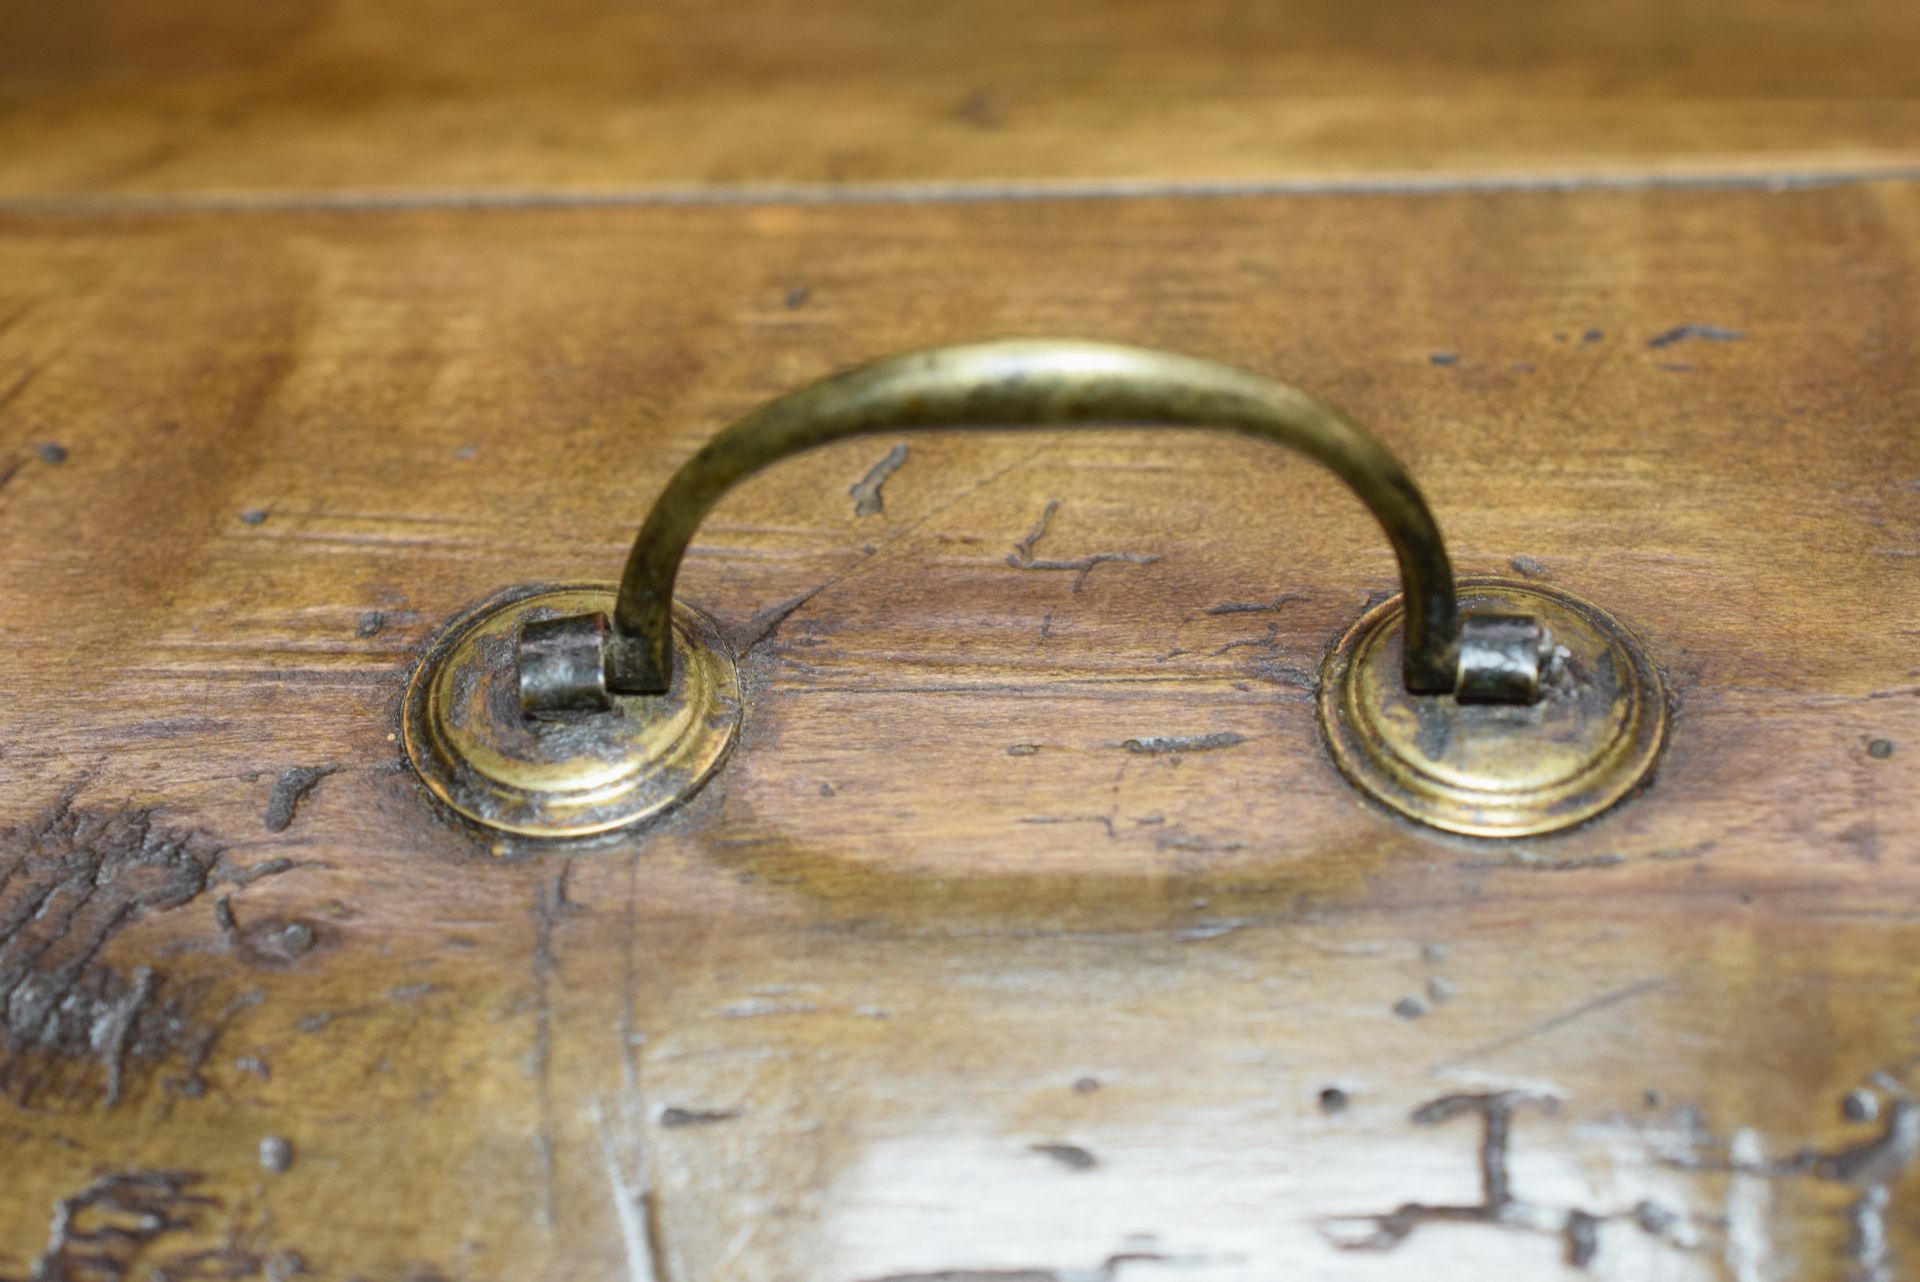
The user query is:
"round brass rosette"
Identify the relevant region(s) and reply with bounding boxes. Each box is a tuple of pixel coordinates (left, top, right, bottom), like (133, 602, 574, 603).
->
(1319, 578, 1667, 838)
(402, 584, 741, 838)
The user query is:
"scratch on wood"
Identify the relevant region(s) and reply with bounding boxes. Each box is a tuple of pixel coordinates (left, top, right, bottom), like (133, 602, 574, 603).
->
(1203, 593, 1305, 615)
(216, 855, 306, 887)
(1019, 551, 1159, 593)
(1431, 975, 1667, 1070)
(725, 584, 831, 658)
(718, 997, 820, 1018)
(593, 1098, 668, 1282)
(1746, 1095, 1919, 1280)
(1324, 1092, 1692, 1267)
(0, 359, 46, 416)
(1650, 842, 1715, 861)
(1651, 1097, 1904, 1274)
(854, 1251, 1189, 1282)
(1121, 732, 1245, 755)
(1020, 814, 1117, 839)
(1011, 499, 1060, 562)
(1005, 498, 1159, 592)
(1849, 1186, 1892, 1282)
(94, 966, 156, 1107)
(732, 442, 1054, 649)
(1179, 917, 1256, 943)
(1725, 1128, 1768, 1282)
(296, 1005, 374, 1034)
(0, 295, 41, 341)
(1806, 1098, 1919, 1184)
(1468, 844, 1709, 873)
(850, 443, 910, 516)
(597, 845, 671, 1282)
(1461, 851, 1629, 873)
(659, 1105, 739, 1127)
(1157, 831, 1249, 855)
(531, 865, 575, 1231)
(1211, 622, 1279, 656)
(1647, 323, 1744, 348)
(619, 847, 644, 1115)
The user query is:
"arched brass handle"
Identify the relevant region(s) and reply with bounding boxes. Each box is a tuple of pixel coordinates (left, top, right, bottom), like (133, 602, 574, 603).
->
(519, 339, 1546, 712)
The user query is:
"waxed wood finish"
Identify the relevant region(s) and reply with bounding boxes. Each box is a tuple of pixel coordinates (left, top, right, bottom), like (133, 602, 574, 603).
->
(4, 0, 1920, 199)
(0, 183, 1916, 1280)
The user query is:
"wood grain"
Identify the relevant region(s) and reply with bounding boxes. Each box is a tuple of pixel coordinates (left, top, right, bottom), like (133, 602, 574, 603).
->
(1, 183, 1917, 1279)
(3, 0, 1920, 200)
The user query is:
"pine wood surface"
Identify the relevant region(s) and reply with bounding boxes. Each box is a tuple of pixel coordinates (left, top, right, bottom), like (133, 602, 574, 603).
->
(1, 181, 1916, 1280)
(3, 0, 1920, 199)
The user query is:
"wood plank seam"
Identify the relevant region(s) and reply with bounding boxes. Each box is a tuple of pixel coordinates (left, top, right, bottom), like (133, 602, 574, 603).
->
(4, 163, 1920, 218)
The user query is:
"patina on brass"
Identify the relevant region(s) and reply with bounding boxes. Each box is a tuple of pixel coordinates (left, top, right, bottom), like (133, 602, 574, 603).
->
(520, 338, 1517, 710)
(403, 584, 741, 839)
(1319, 578, 1668, 837)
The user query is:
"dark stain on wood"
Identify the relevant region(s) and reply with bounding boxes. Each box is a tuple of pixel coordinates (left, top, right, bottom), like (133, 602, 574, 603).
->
(1324, 1091, 1693, 1268)
(232, 910, 320, 970)
(658, 1105, 740, 1127)
(1202, 593, 1305, 616)
(0, 798, 225, 1108)
(263, 765, 337, 833)
(1029, 1142, 1097, 1170)
(850, 443, 910, 517)
(8, 1171, 217, 1282)
(6, 1165, 314, 1280)
(1647, 323, 1745, 348)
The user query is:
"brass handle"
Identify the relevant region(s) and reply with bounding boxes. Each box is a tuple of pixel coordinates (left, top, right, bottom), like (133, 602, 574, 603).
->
(404, 338, 1659, 840)
(519, 339, 1544, 712)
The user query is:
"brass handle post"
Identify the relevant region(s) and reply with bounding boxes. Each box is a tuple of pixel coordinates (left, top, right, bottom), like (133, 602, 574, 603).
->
(518, 340, 1536, 712)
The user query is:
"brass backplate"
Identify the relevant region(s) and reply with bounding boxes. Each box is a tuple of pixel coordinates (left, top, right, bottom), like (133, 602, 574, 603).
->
(402, 584, 741, 839)
(1319, 577, 1667, 838)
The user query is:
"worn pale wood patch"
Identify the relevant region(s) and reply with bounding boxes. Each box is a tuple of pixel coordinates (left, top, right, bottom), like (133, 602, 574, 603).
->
(0, 184, 1916, 1279)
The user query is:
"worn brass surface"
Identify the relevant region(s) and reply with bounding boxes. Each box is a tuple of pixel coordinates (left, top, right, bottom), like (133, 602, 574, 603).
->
(594, 339, 1469, 697)
(1320, 578, 1667, 837)
(402, 584, 740, 837)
